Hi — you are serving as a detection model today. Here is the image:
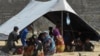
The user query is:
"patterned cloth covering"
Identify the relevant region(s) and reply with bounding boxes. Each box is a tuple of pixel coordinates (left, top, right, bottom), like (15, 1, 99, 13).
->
(23, 40, 44, 56)
(56, 35, 65, 52)
(53, 28, 65, 52)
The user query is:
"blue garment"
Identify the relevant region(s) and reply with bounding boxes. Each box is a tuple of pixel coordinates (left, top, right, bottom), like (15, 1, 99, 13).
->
(20, 28, 28, 46)
(43, 34, 56, 53)
(50, 37, 56, 51)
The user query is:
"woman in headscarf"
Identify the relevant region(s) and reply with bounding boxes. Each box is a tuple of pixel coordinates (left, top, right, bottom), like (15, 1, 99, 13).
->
(41, 32, 56, 56)
(20, 28, 28, 47)
(20, 26, 33, 47)
(53, 25, 65, 53)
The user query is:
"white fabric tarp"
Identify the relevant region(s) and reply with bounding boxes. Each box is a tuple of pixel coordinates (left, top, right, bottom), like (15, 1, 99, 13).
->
(0, 0, 57, 35)
(0, 0, 76, 40)
(51, 0, 76, 14)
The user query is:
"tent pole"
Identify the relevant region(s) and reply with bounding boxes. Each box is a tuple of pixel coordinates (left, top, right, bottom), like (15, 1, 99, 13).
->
(61, 11, 63, 36)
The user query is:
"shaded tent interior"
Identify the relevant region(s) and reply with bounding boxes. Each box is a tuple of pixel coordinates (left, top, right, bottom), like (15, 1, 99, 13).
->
(44, 11, 99, 43)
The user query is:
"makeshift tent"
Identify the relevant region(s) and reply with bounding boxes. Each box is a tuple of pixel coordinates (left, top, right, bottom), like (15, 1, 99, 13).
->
(0, 0, 99, 40)
(44, 0, 99, 41)
(44, 11, 99, 42)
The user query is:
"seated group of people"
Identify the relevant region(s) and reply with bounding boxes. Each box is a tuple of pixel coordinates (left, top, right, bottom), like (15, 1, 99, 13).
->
(6, 26, 95, 56)
(68, 38, 94, 52)
(22, 26, 65, 56)
(6, 26, 65, 56)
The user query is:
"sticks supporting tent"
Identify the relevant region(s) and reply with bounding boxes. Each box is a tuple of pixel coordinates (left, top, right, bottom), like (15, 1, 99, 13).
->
(61, 11, 64, 36)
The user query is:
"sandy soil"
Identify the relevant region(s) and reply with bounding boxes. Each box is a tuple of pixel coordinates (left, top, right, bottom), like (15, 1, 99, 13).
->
(0, 40, 100, 56)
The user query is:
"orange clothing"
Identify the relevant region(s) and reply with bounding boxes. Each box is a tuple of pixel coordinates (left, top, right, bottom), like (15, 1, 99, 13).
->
(56, 35, 65, 52)
(56, 45, 65, 52)
(23, 46, 34, 56)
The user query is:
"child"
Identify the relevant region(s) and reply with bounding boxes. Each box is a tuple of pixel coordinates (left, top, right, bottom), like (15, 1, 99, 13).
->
(23, 35, 44, 56)
(83, 38, 94, 51)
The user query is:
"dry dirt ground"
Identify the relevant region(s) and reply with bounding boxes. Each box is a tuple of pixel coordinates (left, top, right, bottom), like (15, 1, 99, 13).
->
(0, 40, 100, 56)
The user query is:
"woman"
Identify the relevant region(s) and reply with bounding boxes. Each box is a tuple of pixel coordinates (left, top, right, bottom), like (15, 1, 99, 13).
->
(41, 32, 56, 56)
(26, 28, 33, 41)
(53, 26, 65, 52)
(23, 35, 44, 56)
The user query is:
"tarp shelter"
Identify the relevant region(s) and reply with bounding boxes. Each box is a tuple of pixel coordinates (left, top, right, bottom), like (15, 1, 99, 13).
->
(0, 0, 99, 40)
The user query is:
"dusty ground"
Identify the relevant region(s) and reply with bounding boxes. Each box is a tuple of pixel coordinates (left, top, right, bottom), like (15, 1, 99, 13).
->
(0, 40, 100, 56)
